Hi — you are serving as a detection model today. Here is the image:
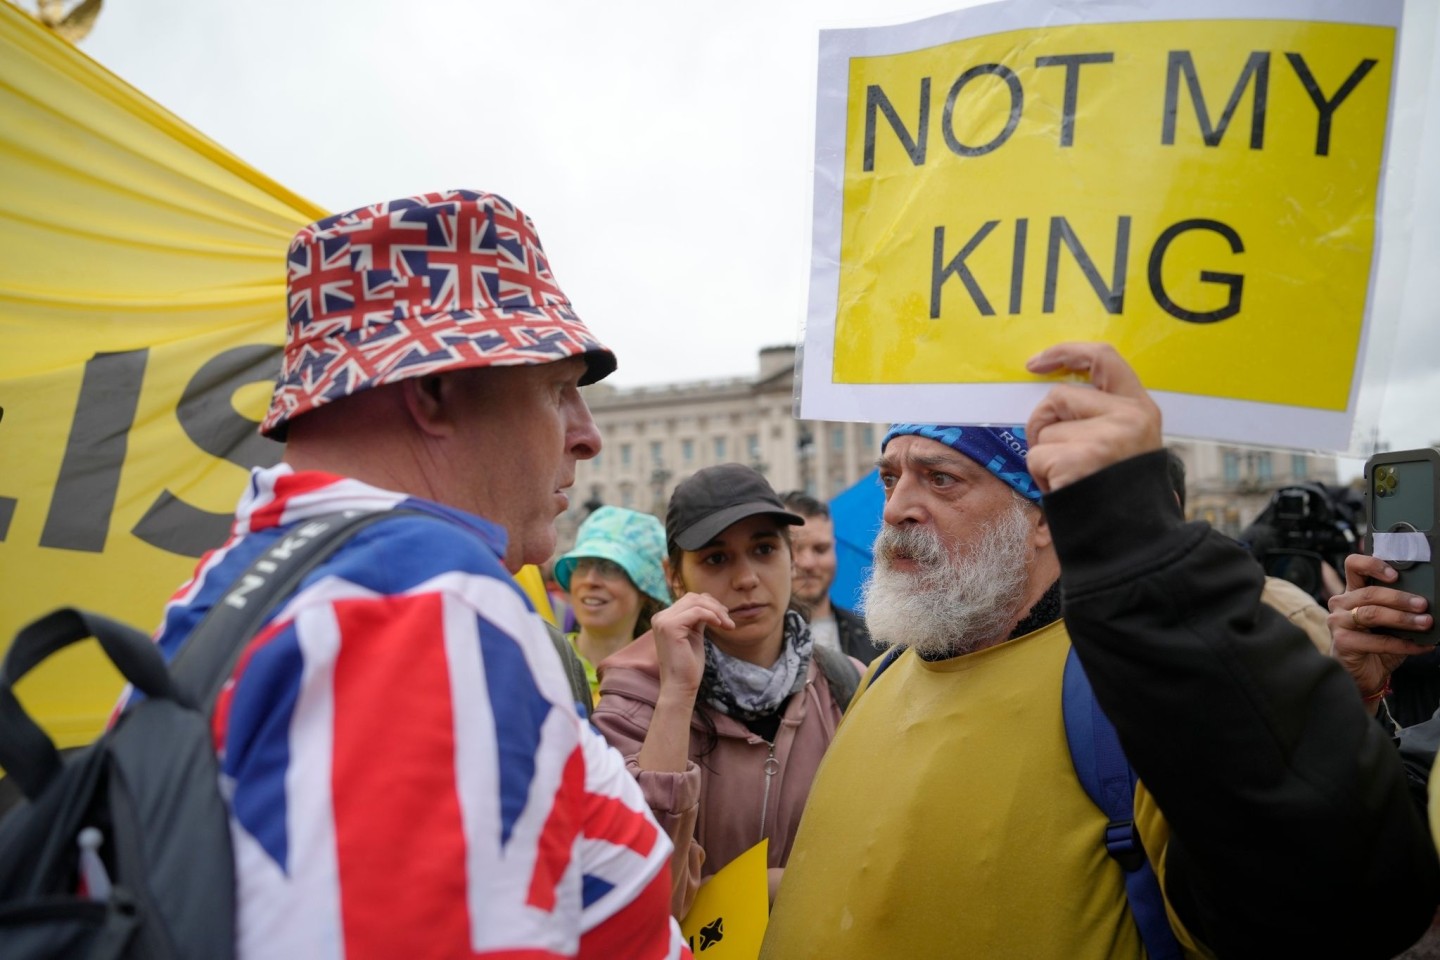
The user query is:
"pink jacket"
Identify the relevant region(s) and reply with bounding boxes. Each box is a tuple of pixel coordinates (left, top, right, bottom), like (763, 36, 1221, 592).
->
(592, 632, 851, 918)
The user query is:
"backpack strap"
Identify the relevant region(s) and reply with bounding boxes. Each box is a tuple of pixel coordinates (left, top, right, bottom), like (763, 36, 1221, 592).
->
(168, 509, 423, 716)
(0, 610, 175, 799)
(1062, 645, 1184, 960)
(869, 644, 905, 685)
(545, 621, 593, 719)
(811, 645, 862, 713)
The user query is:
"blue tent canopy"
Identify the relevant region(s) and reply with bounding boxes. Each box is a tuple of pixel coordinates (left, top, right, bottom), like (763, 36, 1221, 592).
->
(828, 469, 884, 614)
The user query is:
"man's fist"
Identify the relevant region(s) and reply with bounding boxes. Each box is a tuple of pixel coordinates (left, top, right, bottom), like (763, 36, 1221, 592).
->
(1024, 342, 1163, 494)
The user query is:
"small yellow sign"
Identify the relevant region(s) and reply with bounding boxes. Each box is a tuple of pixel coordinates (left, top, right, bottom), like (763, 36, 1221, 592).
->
(680, 839, 769, 959)
(827, 16, 1394, 413)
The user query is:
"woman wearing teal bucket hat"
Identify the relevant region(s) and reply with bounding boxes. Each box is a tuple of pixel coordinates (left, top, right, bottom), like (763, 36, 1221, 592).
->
(554, 506, 673, 704)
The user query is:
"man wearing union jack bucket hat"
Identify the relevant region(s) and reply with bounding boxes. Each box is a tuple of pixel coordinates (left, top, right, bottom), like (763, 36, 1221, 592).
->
(260, 189, 615, 439)
(150, 190, 690, 958)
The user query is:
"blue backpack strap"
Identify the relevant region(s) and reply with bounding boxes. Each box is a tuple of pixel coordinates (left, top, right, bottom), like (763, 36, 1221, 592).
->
(1063, 646, 1184, 960)
(869, 645, 905, 684)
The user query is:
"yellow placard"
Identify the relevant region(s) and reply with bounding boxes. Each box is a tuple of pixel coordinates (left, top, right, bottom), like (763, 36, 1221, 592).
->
(831, 16, 1394, 412)
(680, 839, 769, 959)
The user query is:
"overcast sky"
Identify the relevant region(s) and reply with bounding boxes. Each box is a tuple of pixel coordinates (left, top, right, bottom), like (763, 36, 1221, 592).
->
(71, 0, 1439, 461)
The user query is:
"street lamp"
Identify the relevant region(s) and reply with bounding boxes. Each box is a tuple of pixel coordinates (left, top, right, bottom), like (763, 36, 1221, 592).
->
(796, 424, 814, 494)
(649, 467, 672, 516)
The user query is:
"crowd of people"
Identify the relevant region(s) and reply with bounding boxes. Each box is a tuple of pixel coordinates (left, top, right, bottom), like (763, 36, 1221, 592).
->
(139, 189, 1440, 958)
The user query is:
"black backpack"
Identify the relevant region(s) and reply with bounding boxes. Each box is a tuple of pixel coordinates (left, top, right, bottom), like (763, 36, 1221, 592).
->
(0, 609, 236, 959)
(0, 510, 409, 959)
(811, 644, 862, 712)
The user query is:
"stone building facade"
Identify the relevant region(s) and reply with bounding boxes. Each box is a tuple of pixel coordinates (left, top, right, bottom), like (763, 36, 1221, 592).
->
(1167, 440, 1342, 538)
(563, 345, 881, 547)
(560, 345, 1344, 549)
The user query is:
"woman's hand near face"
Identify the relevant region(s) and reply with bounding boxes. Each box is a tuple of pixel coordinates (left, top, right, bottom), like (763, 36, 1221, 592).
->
(638, 593, 735, 774)
(650, 593, 734, 699)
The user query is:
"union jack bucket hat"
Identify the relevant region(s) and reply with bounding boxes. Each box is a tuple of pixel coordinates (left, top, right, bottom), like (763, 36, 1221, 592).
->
(261, 189, 616, 438)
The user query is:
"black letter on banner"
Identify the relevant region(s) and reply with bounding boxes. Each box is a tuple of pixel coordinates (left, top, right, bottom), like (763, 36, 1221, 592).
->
(1162, 51, 1270, 148)
(1034, 53, 1115, 146)
(1147, 219, 1245, 323)
(932, 222, 999, 318)
(864, 79, 930, 172)
(1009, 218, 1029, 315)
(1284, 54, 1377, 157)
(40, 349, 148, 552)
(0, 406, 13, 542)
(1043, 217, 1131, 314)
(132, 345, 284, 558)
(943, 65, 1023, 157)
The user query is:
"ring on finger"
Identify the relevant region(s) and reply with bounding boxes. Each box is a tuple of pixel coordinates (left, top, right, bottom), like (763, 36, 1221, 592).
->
(1350, 607, 1365, 631)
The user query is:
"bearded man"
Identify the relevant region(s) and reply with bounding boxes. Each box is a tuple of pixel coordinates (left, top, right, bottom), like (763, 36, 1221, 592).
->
(761, 344, 1438, 959)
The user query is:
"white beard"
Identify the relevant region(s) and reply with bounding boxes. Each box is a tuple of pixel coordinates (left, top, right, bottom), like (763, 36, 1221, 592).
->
(861, 497, 1035, 659)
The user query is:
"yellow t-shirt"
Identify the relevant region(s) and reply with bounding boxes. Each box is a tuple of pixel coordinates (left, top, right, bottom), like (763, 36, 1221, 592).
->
(565, 631, 601, 707)
(762, 620, 1201, 959)
(1428, 753, 1440, 854)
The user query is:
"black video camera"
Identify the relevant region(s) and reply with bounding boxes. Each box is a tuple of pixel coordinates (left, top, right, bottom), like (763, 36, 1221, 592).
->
(1241, 482, 1362, 603)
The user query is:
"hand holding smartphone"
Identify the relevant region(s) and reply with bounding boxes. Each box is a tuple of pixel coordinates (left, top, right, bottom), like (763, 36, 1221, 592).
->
(1364, 447, 1439, 645)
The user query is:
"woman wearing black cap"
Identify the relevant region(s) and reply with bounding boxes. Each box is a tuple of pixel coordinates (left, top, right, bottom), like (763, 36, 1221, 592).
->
(591, 463, 861, 920)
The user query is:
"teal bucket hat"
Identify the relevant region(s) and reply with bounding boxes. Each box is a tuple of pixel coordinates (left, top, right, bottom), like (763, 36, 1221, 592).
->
(554, 506, 672, 605)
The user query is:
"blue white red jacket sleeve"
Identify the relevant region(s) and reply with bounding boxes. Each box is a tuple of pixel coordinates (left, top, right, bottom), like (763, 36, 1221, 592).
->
(210, 517, 691, 960)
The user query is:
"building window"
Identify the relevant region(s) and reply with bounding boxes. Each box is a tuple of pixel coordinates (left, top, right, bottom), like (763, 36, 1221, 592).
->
(1223, 451, 1239, 484)
(747, 433, 760, 461)
(682, 439, 694, 464)
(621, 487, 634, 508)
(621, 443, 632, 467)
(1256, 453, 1272, 483)
(1291, 454, 1308, 480)
(859, 424, 874, 451)
(650, 440, 663, 465)
(714, 436, 728, 461)
(831, 426, 845, 451)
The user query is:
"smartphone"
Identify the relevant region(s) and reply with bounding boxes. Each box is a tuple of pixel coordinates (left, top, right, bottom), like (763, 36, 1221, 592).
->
(1364, 447, 1440, 645)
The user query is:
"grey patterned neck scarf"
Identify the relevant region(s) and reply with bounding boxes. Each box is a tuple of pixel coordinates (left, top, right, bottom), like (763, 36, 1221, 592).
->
(700, 610, 813, 722)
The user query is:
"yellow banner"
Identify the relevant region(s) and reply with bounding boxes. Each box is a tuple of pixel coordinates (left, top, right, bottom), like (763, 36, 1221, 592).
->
(831, 16, 1394, 412)
(680, 839, 769, 959)
(0, 5, 557, 749)
(0, 2, 321, 746)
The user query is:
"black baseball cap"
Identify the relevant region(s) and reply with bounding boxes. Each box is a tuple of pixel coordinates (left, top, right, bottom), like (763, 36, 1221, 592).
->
(666, 463, 804, 551)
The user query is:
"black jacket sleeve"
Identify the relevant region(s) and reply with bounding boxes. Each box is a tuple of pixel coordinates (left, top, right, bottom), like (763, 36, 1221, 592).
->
(1046, 449, 1440, 959)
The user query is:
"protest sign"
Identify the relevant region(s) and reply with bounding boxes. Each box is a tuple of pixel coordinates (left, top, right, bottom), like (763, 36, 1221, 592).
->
(680, 839, 769, 959)
(800, 0, 1401, 451)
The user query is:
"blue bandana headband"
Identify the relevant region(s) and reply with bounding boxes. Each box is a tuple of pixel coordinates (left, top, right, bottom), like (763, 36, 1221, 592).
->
(880, 424, 1041, 502)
